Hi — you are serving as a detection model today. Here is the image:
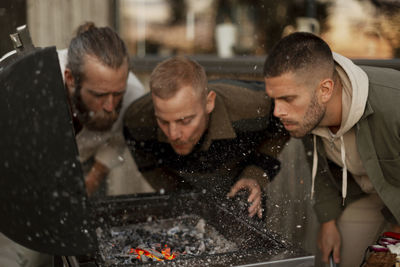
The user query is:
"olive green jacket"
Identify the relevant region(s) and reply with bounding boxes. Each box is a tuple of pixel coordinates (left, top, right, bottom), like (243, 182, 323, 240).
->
(303, 66, 400, 224)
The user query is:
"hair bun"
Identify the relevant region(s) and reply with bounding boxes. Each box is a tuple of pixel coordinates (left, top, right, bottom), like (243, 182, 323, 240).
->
(75, 21, 96, 36)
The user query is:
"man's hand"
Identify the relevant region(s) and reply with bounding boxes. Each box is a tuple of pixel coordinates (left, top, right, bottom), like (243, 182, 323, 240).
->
(85, 161, 109, 197)
(227, 178, 262, 218)
(318, 220, 341, 264)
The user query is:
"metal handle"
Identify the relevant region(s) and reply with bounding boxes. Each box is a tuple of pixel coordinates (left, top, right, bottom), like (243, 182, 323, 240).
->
(329, 253, 338, 267)
(61, 256, 80, 267)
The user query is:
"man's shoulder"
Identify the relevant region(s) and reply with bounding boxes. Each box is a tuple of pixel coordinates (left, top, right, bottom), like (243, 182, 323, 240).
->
(362, 66, 400, 90)
(209, 80, 272, 121)
(363, 66, 400, 114)
(123, 93, 158, 139)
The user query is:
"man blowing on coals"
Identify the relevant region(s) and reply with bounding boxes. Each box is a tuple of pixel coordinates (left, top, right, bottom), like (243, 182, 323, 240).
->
(60, 22, 149, 196)
(263, 32, 400, 266)
(124, 56, 286, 218)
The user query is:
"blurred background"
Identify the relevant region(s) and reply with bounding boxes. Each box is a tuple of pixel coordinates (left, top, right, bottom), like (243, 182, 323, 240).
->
(2, 0, 400, 57)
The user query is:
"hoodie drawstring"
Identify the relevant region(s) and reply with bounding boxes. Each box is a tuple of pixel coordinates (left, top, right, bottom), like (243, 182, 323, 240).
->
(310, 135, 348, 206)
(311, 135, 318, 199)
(340, 135, 347, 205)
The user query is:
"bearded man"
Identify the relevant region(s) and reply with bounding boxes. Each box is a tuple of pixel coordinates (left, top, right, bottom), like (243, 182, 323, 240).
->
(59, 22, 153, 196)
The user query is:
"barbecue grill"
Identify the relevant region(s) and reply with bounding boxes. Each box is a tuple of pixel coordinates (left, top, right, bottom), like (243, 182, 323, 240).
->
(86, 192, 314, 266)
(0, 26, 314, 267)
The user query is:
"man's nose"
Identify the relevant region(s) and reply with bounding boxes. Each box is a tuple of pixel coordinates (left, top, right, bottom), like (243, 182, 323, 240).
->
(103, 95, 115, 113)
(274, 102, 287, 118)
(168, 123, 181, 141)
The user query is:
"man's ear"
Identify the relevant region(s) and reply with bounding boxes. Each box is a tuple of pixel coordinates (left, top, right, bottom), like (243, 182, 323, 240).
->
(205, 90, 216, 114)
(64, 68, 75, 96)
(319, 78, 334, 103)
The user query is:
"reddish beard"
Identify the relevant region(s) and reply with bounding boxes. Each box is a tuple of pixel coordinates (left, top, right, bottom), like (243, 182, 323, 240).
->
(85, 109, 120, 131)
(72, 87, 122, 131)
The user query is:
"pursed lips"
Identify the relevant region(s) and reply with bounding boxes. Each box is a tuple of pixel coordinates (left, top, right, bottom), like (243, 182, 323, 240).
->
(280, 120, 297, 129)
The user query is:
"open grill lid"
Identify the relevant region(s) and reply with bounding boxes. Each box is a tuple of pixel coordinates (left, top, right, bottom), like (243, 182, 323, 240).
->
(0, 26, 97, 255)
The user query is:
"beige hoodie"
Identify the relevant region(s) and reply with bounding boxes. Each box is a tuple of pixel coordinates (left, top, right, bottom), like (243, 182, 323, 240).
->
(310, 53, 373, 204)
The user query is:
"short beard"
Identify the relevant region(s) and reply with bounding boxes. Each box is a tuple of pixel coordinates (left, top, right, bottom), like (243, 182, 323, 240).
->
(291, 91, 325, 138)
(71, 86, 121, 132)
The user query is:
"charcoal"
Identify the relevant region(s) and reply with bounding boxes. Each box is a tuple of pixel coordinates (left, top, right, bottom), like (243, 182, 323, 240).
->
(97, 214, 238, 265)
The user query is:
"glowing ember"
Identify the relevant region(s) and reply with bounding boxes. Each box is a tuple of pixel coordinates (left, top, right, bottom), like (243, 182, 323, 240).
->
(129, 244, 177, 261)
(97, 215, 238, 265)
(162, 245, 176, 260)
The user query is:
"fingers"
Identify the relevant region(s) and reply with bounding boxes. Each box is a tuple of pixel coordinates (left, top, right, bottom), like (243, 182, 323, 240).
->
(248, 194, 262, 218)
(247, 184, 262, 218)
(226, 179, 243, 198)
(227, 179, 262, 218)
(321, 246, 331, 263)
(247, 183, 259, 202)
(333, 244, 340, 264)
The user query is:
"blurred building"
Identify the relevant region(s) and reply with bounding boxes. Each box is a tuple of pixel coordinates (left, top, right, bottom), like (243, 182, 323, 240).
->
(2, 0, 399, 59)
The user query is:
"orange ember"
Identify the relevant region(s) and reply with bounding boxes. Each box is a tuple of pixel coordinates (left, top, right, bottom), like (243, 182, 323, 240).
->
(161, 245, 176, 260)
(129, 245, 176, 261)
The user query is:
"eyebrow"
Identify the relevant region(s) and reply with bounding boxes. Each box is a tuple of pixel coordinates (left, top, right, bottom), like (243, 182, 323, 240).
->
(275, 95, 296, 100)
(155, 114, 196, 123)
(87, 88, 126, 96)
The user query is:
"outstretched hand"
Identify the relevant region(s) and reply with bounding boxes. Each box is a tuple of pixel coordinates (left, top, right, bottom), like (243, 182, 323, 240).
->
(227, 178, 263, 218)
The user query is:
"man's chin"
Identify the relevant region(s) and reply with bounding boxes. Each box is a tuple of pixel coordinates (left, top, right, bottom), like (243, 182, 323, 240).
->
(171, 144, 193, 156)
(85, 119, 116, 131)
(288, 130, 307, 139)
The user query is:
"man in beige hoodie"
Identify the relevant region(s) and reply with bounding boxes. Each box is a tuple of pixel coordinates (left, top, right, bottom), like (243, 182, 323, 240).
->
(263, 32, 400, 267)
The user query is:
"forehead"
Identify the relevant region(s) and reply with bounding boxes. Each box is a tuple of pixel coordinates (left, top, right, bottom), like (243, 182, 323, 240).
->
(264, 72, 307, 98)
(81, 56, 128, 92)
(152, 86, 205, 120)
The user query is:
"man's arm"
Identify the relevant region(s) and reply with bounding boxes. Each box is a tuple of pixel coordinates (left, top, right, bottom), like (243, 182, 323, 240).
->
(227, 112, 289, 218)
(85, 160, 109, 196)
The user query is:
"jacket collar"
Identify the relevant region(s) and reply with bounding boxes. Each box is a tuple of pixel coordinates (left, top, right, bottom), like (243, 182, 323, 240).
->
(359, 99, 374, 121)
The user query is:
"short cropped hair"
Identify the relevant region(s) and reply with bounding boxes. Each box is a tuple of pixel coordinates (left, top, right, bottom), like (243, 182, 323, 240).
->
(66, 22, 129, 86)
(263, 32, 334, 78)
(150, 56, 208, 99)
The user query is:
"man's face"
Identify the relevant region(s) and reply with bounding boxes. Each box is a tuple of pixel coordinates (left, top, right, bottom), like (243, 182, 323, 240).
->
(67, 56, 129, 131)
(265, 72, 325, 138)
(152, 86, 215, 155)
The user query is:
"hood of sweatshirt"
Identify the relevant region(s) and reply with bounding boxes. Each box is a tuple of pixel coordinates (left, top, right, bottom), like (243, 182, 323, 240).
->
(310, 52, 369, 203)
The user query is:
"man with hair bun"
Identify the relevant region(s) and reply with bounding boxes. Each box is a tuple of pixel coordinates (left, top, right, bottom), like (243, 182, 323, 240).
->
(58, 22, 153, 197)
(0, 21, 153, 267)
(124, 56, 286, 218)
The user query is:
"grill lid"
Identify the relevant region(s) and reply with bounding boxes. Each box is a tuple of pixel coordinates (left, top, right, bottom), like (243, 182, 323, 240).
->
(0, 30, 97, 255)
